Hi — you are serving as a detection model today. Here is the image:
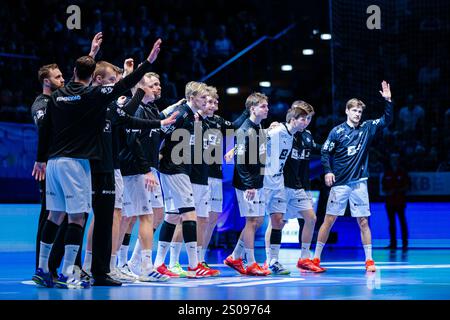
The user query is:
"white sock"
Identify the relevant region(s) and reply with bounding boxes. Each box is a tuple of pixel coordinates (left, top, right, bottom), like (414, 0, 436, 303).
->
(185, 241, 199, 269)
(269, 244, 281, 264)
(38, 242, 53, 272)
(82, 250, 92, 272)
(110, 254, 117, 271)
(129, 240, 141, 266)
(313, 241, 325, 260)
(231, 239, 245, 260)
(61, 244, 80, 276)
(363, 244, 373, 261)
(265, 247, 271, 264)
(169, 242, 183, 268)
(154, 241, 170, 267)
(197, 246, 203, 263)
(118, 245, 128, 267)
(141, 249, 153, 273)
(244, 248, 255, 265)
(202, 247, 207, 262)
(301, 243, 311, 259)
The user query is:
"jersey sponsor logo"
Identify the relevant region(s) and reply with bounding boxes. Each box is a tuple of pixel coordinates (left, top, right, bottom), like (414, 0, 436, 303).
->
(102, 190, 115, 195)
(300, 149, 311, 160)
(208, 133, 218, 146)
(116, 107, 126, 117)
(280, 149, 289, 160)
(323, 140, 335, 151)
(100, 86, 114, 94)
(291, 149, 299, 160)
(56, 95, 81, 102)
(259, 143, 266, 156)
(336, 127, 345, 134)
(189, 134, 195, 145)
(372, 119, 381, 125)
(103, 120, 111, 133)
(236, 144, 245, 156)
(36, 109, 45, 120)
(347, 144, 362, 156)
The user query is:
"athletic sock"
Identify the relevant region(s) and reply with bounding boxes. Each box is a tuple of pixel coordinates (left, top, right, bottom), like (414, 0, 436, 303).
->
(269, 229, 282, 263)
(61, 244, 80, 276)
(269, 245, 281, 264)
(38, 242, 53, 273)
(185, 242, 198, 269)
(201, 247, 207, 263)
(118, 245, 129, 267)
(140, 249, 153, 274)
(82, 250, 92, 272)
(197, 246, 204, 263)
(129, 239, 141, 266)
(301, 243, 311, 259)
(154, 241, 170, 267)
(244, 248, 255, 265)
(363, 244, 373, 261)
(169, 242, 183, 268)
(265, 247, 271, 264)
(314, 241, 325, 260)
(231, 239, 245, 260)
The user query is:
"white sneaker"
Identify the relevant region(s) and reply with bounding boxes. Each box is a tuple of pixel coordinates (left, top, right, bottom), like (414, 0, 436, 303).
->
(117, 264, 139, 282)
(138, 270, 170, 282)
(127, 260, 142, 276)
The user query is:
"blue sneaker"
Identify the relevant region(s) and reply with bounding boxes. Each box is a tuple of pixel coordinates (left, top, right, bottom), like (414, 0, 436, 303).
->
(55, 273, 91, 289)
(32, 268, 54, 288)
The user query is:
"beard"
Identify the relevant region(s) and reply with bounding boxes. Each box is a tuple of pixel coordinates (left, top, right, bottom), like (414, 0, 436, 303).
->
(50, 81, 63, 91)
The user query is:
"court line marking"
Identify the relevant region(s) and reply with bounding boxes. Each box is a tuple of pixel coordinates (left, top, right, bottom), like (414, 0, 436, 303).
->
(220, 278, 305, 287)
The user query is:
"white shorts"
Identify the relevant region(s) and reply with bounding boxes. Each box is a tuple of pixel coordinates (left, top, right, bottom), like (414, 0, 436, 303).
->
(122, 174, 153, 217)
(192, 183, 211, 218)
(265, 187, 287, 214)
(150, 167, 164, 208)
(114, 169, 123, 209)
(326, 180, 371, 217)
(284, 188, 314, 220)
(208, 177, 223, 213)
(160, 173, 195, 213)
(46, 157, 92, 214)
(235, 188, 266, 217)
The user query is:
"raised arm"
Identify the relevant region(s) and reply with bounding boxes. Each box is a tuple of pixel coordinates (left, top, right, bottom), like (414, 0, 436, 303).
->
(373, 80, 394, 131)
(88, 32, 103, 59)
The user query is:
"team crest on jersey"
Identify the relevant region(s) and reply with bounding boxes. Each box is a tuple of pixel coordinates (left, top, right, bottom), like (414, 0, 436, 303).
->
(236, 144, 245, 156)
(103, 120, 111, 133)
(208, 134, 218, 146)
(279, 149, 289, 160)
(36, 109, 45, 120)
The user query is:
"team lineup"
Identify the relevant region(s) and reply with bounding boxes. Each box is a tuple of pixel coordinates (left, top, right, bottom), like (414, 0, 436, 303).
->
(30, 32, 393, 289)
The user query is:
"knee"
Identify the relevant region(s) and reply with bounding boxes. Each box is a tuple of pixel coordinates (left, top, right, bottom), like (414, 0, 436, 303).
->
(165, 213, 181, 225)
(307, 214, 317, 226)
(358, 218, 369, 230)
(68, 213, 86, 226)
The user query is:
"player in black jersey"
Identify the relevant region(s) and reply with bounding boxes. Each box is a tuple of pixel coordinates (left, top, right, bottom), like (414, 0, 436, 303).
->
(32, 38, 163, 289)
(31, 33, 103, 285)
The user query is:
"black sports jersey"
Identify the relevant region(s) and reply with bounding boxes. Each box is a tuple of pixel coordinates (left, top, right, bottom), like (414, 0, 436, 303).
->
(321, 100, 393, 186)
(158, 102, 197, 176)
(36, 60, 153, 162)
(119, 101, 165, 176)
(91, 89, 161, 174)
(283, 130, 321, 190)
(232, 118, 267, 190)
(189, 115, 210, 185)
(31, 94, 50, 128)
(205, 110, 249, 179)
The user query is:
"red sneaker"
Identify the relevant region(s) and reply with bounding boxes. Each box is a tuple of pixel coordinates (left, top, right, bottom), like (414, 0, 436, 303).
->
(365, 259, 376, 272)
(224, 255, 246, 275)
(187, 263, 216, 278)
(202, 262, 220, 277)
(156, 263, 180, 278)
(262, 261, 269, 270)
(297, 258, 326, 273)
(246, 262, 268, 276)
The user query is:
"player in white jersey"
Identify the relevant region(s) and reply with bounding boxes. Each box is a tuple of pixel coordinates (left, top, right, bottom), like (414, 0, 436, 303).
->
(262, 106, 309, 275)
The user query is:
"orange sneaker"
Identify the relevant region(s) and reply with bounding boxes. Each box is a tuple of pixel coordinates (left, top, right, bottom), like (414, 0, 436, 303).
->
(224, 255, 246, 275)
(297, 258, 326, 273)
(246, 262, 268, 276)
(156, 263, 180, 278)
(365, 259, 376, 272)
(202, 262, 220, 277)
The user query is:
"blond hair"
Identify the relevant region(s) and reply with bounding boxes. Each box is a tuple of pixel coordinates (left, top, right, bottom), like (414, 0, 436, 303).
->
(185, 81, 208, 99)
(94, 61, 119, 79)
(206, 86, 219, 100)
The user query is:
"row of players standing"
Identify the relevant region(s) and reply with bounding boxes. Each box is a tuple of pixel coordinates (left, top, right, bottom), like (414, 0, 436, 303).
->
(31, 33, 393, 288)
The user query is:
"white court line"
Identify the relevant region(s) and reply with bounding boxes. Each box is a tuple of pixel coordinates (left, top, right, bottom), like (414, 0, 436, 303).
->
(205, 261, 407, 267)
(327, 264, 450, 270)
(219, 278, 305, 287)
